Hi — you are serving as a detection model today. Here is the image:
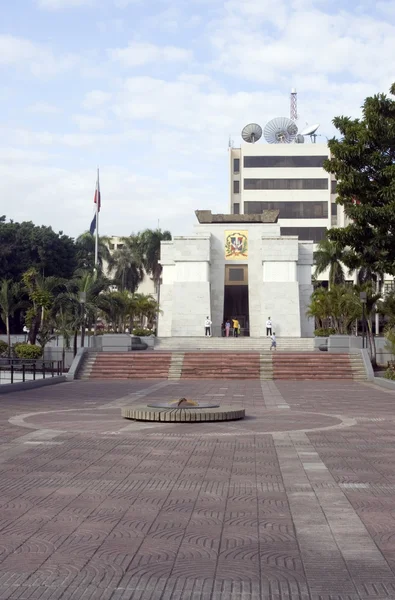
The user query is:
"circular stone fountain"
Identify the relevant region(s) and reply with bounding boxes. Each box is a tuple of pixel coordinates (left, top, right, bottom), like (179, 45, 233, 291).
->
(121, 398, 245, 423)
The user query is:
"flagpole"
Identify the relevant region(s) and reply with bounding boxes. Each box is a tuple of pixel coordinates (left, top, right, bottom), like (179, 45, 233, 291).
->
(94, 168, 99, 270)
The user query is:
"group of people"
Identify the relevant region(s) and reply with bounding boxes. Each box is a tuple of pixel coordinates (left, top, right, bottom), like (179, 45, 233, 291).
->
(204, 315, 277, 349)
(221, 318, 241, 337)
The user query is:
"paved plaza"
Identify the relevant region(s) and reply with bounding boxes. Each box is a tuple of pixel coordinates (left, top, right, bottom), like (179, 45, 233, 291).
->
(1, 379, 395, 599)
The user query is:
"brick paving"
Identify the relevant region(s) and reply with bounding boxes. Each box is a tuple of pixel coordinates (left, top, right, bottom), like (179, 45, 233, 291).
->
(1, 380, 395, 598)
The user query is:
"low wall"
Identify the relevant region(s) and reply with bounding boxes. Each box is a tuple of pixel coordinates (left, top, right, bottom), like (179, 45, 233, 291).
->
(0, 375, 66, 394)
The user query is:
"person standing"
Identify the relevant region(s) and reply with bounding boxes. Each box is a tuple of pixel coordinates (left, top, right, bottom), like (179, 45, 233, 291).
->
(204, 316, 212, 337)
(266, 317, 273, 336)
(225, 319, 231, 337)
(232, 318, 240, 338)
(270, 332, 277, 351)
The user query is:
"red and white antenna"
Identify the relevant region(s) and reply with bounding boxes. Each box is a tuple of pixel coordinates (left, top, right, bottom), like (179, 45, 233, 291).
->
(290, 88, 298, 122)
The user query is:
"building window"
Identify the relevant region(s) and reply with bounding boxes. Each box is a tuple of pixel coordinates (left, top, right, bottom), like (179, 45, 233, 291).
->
(244, 178, 328, 190)
(243, 156, 327, 168)
(229, 268, 244, 282)
(109, 243, 115, 250)
(233, 158, 240, 173)
(244, 201, 328, 219)
(233, 203, 240, 214)
(233, 180, 240, 194)
(331, 203, 337, 216)
(384, 281, 395, 294)
(117, 243, 124, 249)
(331, 180, 337, 194)
(280, 227, 327, 242)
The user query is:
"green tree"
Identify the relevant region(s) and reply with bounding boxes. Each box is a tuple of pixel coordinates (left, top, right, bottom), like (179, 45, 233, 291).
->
(139, 228, 172, 292)
(0, 279, 24, 353)
(0, 217, 76, 281)
(324, 83, 395, 275)
(75, 232, 112, 273)
(22, 269, 65, 345)
(109, 236, 144, 292)
(313, 237, 347, 287)
(307, 285, 361, 334)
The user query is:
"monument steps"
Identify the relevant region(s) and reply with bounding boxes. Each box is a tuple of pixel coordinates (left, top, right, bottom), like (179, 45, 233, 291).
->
(181, 352, 260, 380)
(81, 350, 367, 381)
(272, 353, 355, 380)
(89, 352, 172, 380)
(155, 337, 315, 352)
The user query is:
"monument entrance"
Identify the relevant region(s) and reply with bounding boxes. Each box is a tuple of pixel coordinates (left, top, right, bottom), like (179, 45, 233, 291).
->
(223, 264, 250, 336)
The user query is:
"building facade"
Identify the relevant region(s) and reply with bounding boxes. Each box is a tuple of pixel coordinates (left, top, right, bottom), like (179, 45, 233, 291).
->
(229, 142, 343, 242)
(158, 211, 314, 338)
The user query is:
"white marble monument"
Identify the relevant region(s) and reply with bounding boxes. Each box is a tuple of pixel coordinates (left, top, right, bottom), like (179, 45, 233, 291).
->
(158, 210, 314, 338)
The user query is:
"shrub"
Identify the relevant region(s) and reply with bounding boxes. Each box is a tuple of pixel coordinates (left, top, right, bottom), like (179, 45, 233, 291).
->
(132, 328, 154, 337)
(0, 340, 8, 356)
(14, 343, 43, 359)
(385, 364, 395, 380)
(314, 328, 336, 337)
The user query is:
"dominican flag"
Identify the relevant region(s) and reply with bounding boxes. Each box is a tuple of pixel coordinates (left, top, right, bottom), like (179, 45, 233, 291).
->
(89, 169, 101, 234)
(94, 170, 101, 212)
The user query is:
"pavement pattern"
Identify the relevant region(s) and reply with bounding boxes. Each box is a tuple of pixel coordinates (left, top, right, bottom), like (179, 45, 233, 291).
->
(1, 379, 395, 599)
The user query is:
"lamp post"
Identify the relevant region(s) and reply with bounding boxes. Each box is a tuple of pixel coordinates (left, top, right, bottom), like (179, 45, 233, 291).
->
(360, 291, 367, 349)
(79, 292, 86, 348)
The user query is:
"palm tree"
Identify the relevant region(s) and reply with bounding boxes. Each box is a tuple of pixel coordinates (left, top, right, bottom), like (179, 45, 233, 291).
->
(139, 228, 172, 292)
(75, 232, 112, 273)
(109, 236, 144, 293)
(314, 237, 348, 287)
(98, 290, 135, 332)
(0, 279, 23, 353)
(22, 268, 65, 344)
(56, 271, 110, 353)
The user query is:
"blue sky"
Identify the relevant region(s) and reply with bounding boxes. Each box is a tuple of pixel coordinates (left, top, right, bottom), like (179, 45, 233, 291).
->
(1, 0, 395, 238)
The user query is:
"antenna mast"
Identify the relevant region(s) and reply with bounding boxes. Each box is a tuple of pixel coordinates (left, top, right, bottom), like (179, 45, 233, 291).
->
(290, 88, 298, 122)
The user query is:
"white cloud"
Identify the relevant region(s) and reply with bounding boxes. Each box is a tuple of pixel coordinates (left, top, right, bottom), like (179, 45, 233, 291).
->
(82, 90, 112, 109)
(109, 41, 192, 67)
(208, 0, 395, 89)
(72, 114, 107, 131)
(37, 0, 93, 9)
(0, 35, 77, 76)
(28, 102, 61, 114)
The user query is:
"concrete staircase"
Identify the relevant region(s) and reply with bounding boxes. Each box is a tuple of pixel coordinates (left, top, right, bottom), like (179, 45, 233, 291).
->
(181, 353, 261, 380)
(77, 349, 367, 381)
(350, 352, 368, 381)
(76, 351, 98, 380)
(168, 352, 184, 380)
(260, 354, 273, 380)
(272, 353, 355, 380)
(155, 337, 315, 352)
(89, 352, 172, 380)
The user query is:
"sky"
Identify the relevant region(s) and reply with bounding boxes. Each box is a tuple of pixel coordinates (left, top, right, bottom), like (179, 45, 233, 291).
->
(1, 0, 395, 240)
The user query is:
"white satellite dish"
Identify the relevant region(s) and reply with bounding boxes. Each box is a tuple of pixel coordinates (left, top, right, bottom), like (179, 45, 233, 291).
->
(301, 123, 320, 136)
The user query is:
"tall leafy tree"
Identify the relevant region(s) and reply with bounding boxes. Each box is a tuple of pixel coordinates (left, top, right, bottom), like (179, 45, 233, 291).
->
(75, 232, 112, 273)
(0, 217, 76, 281)
(109, 236, 144, 292)
(313, 237, 348, 287)
(22, 269, 65, 345)
(324, 83, 395, 275)
(0, 280, 24, 352)
(139, 228, 172, 291)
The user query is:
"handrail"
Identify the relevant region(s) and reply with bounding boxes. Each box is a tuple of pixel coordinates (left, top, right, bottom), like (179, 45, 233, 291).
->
(0, 360, 64, 384)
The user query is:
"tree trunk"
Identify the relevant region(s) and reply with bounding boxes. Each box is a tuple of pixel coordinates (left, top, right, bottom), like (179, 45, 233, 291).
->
(6, 315, 10, 357)
(28, 312, 41, 345)
(73, 330, 78, 357)
(367, 319, 377, 367)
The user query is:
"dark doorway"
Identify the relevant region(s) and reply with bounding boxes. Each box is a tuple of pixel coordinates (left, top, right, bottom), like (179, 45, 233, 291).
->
(223, 265, 249, 336)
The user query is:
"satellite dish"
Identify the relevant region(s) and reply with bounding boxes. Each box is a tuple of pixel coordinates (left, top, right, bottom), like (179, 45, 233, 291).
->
(264, 117, 298, 144)
(241, 123, 263, 144)
(294, 134, 305, 144)
(301, 123, 320, 136)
